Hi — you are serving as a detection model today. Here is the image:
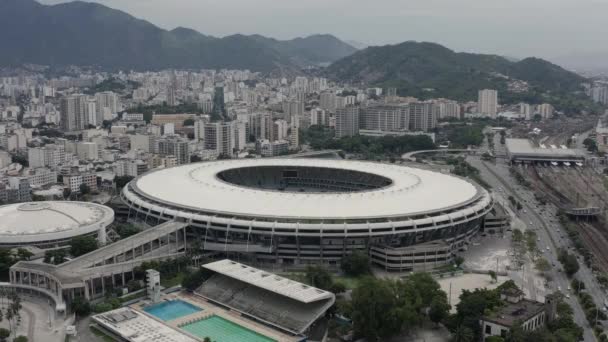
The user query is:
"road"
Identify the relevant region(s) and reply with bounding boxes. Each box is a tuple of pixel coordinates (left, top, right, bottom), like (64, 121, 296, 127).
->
(469, 156, 599, 342)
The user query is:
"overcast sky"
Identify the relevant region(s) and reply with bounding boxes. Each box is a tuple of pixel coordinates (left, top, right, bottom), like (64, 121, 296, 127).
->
(40, 0, 608, 66)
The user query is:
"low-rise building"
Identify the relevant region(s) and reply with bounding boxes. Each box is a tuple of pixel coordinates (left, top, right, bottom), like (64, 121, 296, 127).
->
(480, 288, 556, 341)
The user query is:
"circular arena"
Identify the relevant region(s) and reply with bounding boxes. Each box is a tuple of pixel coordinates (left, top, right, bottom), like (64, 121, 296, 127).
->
(121, 159, 493, 271)
(0, 201, 113, 248)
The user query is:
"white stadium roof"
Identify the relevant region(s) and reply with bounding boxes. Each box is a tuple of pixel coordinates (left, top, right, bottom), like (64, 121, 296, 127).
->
(0, 201, 114, 244)
(203, 259, 334, 303)
(132, 159, 480, 219)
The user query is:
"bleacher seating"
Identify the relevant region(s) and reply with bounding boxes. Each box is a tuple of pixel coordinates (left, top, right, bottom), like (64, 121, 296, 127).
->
(196, 274, 333, 333)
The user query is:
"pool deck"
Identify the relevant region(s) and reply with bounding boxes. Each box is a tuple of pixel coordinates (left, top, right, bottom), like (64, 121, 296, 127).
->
(132, 292, 300, 342)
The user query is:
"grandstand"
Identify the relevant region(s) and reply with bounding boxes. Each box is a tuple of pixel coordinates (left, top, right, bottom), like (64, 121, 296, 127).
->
(196, 259, 335, 335)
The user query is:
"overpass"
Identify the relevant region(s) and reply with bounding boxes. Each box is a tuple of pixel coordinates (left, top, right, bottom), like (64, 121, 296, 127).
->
(402, 149, 482, 161)
(8, 220, 188, 312)
(280, 149, 343, 159)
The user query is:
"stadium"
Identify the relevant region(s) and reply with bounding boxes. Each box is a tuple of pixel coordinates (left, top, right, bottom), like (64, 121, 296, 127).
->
(0, 201, 113, 249)
(121, 159, 493, 271)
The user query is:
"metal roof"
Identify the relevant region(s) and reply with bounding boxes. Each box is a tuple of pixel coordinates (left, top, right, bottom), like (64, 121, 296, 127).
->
(203, 259, 335, 303)
(506, 139, 586, 158)
(0, 201, 114, 243)
(132, 159, 480, 220)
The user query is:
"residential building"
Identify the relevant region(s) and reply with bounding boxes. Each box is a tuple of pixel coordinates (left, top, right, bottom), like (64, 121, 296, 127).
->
(256, 139, 290, 157)
(28, 145, 65, 169)
(320, 92, 337, 112)
(335, 107, 360, 138)
(156, 135, 190, 165)
(310, 108, 328, 126)
(480, 289, 557, 341)
(64, 172, 97, 193)
(537, 103, 554, 119)
(478, 89, 498, 118)
(409, 102, 436, 132)
(60, 94, 87, 131)
(360, 105, 408, 132)
(27, 168, 58, 188)
(200, 121, 237, 156)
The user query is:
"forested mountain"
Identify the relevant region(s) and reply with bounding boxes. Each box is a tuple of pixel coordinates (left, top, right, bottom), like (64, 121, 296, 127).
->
(0, 0, 357, 72)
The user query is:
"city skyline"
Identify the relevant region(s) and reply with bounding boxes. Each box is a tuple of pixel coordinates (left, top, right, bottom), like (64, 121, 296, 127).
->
(38, 0, 608, 69)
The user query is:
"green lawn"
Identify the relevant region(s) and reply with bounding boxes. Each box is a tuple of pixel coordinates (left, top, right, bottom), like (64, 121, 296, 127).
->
(333, 276, 362, 290)
(161, 272, 185, 288)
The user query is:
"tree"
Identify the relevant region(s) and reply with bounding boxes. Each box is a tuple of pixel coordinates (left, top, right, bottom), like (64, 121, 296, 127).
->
(115, 176, 134, 189)
(329, 282, 346, 294)
(305, 266, 333, 291)
(13, 336, 28, 342)
(0, 329, 8, 342)
(429, 296, 450, 325)
(79, 183, 91, 195)
(16, 248, 33, 261)
(452, 325, 474, 342)
(183, 118, 195, 126)
(351, 277, 403, 341)
(115, 224, 141, 239)
(182, 269, 212, 291)
(558, 251, 580, 277)
(583, 138, 598, 153)
(535, 258, 551, 272)
(454, 256, 465, 267)
(70, 236, 98, 257)
(71, 297, 91, 317)
(489, 270, 497, 283)
(485, 336, 505, 342)
(340, 251, 371, 276)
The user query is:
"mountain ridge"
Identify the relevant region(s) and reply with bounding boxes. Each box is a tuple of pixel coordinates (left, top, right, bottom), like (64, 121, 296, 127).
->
(0, 0, 357, 72)
(326, 41, 587, 103)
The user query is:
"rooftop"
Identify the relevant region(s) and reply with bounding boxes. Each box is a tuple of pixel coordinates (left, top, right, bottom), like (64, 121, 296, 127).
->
(131, 159, 482, 219)
(505, 139, 586, 158)
(203, 259, 334, 304)
(482, 299, 545, 327)
(93, 308, 197, 342)
(0, 201, 114, 243)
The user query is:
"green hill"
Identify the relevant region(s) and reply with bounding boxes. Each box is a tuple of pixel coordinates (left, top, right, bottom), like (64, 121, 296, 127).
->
(0, 0, 356, 72)
(326, 41, 592, 111)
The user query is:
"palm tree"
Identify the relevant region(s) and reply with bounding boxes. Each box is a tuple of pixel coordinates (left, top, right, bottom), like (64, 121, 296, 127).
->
(452, 325, 474, 342)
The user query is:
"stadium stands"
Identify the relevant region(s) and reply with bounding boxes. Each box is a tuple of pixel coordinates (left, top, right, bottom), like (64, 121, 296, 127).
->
(195, 260, 335, 334)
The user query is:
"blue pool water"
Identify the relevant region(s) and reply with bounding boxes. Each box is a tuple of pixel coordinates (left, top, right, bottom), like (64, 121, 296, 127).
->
(143, 299, 202, 321)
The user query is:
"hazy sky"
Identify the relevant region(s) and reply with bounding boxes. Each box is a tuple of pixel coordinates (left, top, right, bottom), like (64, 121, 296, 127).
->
(40, 0, 608, 64)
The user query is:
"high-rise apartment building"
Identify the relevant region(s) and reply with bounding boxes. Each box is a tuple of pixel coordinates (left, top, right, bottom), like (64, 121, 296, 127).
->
(310, 108, 329, 126)
(60, 94, 87, 131)
(320, 92, 337, 112)
(95, 91, 119, 123)
(537, 103, 554, 119)
(478, 89, 498, 118)
(360, 105, 408, 132)
(409, 102, 436, 132)
(156, 135, 190, 165)
(335, 107, 360, 138)
(200, 121, 237, 156)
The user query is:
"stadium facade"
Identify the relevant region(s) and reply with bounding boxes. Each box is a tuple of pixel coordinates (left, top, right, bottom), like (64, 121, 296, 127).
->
(121, 159, 493, 271)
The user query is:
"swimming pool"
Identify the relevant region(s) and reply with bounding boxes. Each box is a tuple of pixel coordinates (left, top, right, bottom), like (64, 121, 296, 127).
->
(181, 315, 276, 342)
(143, 300, 202, 321)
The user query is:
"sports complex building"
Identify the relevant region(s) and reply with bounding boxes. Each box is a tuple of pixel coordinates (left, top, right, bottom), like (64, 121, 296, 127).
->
(0, 201, 113, 248)
(121, 158, 494, 271)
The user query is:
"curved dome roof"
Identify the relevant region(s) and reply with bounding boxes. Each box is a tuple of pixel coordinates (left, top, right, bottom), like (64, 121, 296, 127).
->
(0, 201, 114, 243)
(131, 159, 483, 219)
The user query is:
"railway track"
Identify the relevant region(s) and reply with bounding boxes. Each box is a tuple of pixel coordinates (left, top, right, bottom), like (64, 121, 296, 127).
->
(578, 222, 608, 273)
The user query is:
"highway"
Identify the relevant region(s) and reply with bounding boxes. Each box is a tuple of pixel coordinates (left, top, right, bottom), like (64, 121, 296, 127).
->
(469, 156, 600, 342)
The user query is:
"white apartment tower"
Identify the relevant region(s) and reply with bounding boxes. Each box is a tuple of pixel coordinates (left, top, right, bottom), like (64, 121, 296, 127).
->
(60, 94, 87, 131)
(335, 107, 360, 138)
(478, 89, 498, 118)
